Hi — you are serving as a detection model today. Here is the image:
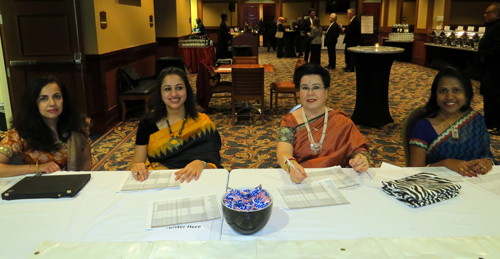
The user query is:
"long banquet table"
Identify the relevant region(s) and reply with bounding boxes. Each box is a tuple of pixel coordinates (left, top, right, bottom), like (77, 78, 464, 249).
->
(2, 167, 500, 258)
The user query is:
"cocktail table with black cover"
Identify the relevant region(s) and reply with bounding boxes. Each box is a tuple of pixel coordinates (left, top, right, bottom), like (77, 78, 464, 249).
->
(348, 46, 404, 128)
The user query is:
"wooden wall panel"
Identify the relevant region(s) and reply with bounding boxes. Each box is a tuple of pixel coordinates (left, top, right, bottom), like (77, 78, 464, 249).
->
(85, 42, 157, 133)
(412, 33, 429, 66)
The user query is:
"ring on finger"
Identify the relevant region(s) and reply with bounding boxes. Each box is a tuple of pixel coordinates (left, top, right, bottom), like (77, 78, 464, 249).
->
(135, 172, 139, 176)
(460, 168, 464, 172)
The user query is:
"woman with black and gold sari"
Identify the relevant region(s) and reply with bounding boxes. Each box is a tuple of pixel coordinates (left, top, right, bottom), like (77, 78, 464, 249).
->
(131, 67, 222, 183)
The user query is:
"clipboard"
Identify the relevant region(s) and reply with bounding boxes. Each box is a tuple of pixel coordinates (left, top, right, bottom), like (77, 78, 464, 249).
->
(1, 174, 91, 200)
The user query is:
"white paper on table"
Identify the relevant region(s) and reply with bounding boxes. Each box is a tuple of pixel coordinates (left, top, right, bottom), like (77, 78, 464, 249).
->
(278, 178, 350, 209)
(306, 166, 360, 189)
(120, 170, 180, 192)
(142, 221, 216, 242)
(464, 173, 500, 198)
(146, 193, 222, 229)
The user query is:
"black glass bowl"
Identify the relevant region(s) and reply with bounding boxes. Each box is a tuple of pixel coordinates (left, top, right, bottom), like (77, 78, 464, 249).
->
(221, 191, 273, 235)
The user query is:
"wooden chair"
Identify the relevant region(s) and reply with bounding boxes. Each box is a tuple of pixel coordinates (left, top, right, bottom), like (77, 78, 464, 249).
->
(195, 60, 231, 111)
(232, 56, 258, 64)
(401, 105, 426, 166)
(231, 67, 265, 124)
(269, 59, 306, 112)
(116, 67, 156, 122)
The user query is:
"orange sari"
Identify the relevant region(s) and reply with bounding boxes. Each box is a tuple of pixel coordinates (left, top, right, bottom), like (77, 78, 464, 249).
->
(279, 110, 369, 168)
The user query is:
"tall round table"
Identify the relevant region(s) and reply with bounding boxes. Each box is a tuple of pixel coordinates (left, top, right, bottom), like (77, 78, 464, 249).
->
(348, 46, 404, 128)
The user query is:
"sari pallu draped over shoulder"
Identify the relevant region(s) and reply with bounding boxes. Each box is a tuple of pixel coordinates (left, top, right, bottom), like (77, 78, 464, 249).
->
(409, 110, 497, 165)
(280, 110, 369, 168)
(147, 114, 222, 169)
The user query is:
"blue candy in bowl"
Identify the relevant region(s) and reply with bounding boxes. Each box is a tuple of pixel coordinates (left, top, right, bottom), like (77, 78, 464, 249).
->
(221, 185, 273, 235)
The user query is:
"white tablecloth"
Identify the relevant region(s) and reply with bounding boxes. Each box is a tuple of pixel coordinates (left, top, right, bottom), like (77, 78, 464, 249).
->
(0, 170, 229, 259)
(221, 167, 500, 241)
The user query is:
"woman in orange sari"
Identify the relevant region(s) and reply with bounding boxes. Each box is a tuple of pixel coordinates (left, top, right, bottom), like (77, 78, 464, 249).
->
(131, 67, 222, 183)
(277, 63, 370, 183)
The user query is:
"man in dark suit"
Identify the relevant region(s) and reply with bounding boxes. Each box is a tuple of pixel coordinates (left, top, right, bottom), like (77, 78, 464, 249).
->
(478, 2, 500, 135)
(302, 9, 316, 62)
(341, 8, 361, 72)
(266, 16, 277, 51)
(324, 13, 340, 69)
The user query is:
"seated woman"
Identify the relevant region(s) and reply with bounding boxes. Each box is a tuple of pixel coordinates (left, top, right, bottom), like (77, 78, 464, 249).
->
(277, 63, 370, 183)
(0, 76, 92, 177)
(410, 66, 497, 176)
(131, 67, 222, 183)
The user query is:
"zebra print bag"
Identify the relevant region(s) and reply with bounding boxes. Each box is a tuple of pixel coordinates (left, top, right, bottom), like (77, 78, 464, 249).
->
(381, 172, 461, 208)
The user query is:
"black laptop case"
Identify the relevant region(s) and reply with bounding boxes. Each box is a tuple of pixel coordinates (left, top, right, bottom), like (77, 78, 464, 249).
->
(1, 174, 91, 200)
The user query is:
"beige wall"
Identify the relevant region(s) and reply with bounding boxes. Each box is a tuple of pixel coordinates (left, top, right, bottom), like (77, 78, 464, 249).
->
(155, 0, 178, 37)
(176, 0, 192, 36)
(191, 0, 198, 30)
(387, 0, 398, 27)
(433, 0, 445, 28)
(402, 2, 416, 25)
(283, 2, 311, 26)
(203, 3, 238, 27)
(81, 0, 155, 54)
(416, 0, 428, 29)
(450, 1, 490, 25)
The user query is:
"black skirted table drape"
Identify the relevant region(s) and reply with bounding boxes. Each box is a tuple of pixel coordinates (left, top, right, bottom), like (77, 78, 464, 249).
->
(348, 46, 404, 128)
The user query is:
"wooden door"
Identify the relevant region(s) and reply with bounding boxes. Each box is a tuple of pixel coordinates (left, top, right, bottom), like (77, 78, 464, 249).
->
(262, 4, 276, 47)
(245, 4, 259, 28)
(0, 0, 87, 117)
(361, 2, 381, 45)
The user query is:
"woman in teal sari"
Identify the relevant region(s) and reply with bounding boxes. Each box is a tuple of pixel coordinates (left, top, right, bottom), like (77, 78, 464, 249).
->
(410, 66, 496, 177)
(131, 67, 222, 183)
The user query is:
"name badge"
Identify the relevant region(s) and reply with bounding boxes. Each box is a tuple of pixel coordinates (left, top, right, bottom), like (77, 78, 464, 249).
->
(452, 128, 459, 139)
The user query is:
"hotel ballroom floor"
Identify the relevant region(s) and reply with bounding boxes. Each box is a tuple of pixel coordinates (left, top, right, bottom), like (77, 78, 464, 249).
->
(90, 48, 500, 171)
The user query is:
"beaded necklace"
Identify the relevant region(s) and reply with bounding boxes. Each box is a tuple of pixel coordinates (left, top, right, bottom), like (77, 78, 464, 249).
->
(166, 117, 187, 148)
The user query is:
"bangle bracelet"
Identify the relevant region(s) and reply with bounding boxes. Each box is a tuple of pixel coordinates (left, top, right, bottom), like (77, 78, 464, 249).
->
(486, 157, 495, 166)
(201, 160, 207, 169)
(36, 160, 40, 173)
(426, 164, 431, 167)
(29, 164, 35, 173)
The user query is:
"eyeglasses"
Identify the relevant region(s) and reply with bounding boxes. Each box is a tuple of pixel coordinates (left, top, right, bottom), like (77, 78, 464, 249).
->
(300, 86, 325, 92)
(485, 11, 496, 15)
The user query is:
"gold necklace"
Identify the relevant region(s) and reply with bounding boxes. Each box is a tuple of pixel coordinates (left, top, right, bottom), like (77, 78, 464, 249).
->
(166, 117, 187, 148)
(440, 112, 461, 139)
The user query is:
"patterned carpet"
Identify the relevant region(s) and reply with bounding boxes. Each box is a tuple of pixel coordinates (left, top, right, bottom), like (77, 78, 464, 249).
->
(91, 48, 500, 171)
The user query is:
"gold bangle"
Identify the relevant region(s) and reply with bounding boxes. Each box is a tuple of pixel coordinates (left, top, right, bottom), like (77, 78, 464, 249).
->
(426, 164, 431, 167)
(36, 160, 40, 173)
(486, 158, 495, 166)
(29, 164, 35, 173)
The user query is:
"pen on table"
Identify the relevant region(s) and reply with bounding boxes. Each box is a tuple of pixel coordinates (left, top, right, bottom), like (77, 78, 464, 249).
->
(283, 156, 310, 184)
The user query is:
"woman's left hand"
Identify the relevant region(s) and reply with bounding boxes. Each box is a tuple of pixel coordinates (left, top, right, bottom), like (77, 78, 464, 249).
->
(466, 158, 493, 175)
(174, 160, 206, 183)
(349, 154, 369, 173)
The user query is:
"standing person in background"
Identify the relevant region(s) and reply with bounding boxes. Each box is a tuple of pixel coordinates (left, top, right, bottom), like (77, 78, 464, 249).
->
(302, 9, 316, 62)
(195, 18, 207, 35)
(277, 17, 286, 58)
(478, 2, 500, 135)
(340, 8, 361, 72)
(216, 13, 231, 60)
(266, 16, 277, 52)
(258, 18, 264, 37)
(324, 13, 340, 69)
(308, 17, 322, 65)
(294, 17, 304, 57)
